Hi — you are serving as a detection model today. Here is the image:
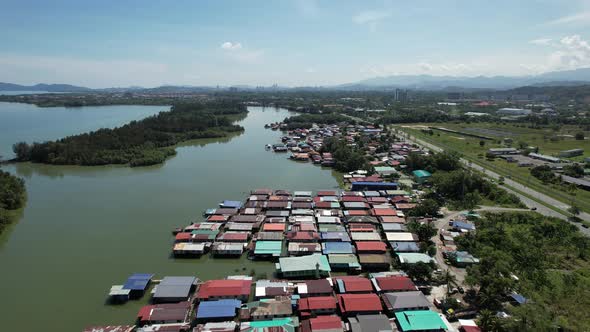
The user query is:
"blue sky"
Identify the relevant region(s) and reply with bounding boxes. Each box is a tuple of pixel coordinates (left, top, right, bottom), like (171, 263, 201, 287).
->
(1, 0, 590, 87)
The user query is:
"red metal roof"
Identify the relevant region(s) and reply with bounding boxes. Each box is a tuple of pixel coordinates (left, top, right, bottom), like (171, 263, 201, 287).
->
(379, 216, 406, 223)
(349, 223, 376, 232)
(197, 279, 252, 299)
(208, 215, 229, 222)
(175, 233, 192, 241)
(461, 327, 482, 332)
(306, 315, 343, 332)
(218, 232, 248, 241)
(298, 296, 337, 311)
(341, 196, 366, 202)
(372, 208, 397, 216)
(355, 241, 387, 252)
(367, 197, 388, 203)
(317, 191, 338, 196)
(375, 276, 416, 292)
(263, 223, 285, 232)
(337, 294, 382, 313)
(333, 276, 374, 293)
(345, 210, 369, 216)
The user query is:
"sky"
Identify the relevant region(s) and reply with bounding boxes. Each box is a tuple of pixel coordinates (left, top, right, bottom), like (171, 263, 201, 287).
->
(1, 0, 590, 88)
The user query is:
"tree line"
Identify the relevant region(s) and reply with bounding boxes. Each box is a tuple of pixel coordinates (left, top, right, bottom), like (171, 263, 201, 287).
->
(0, 170, 26, 232)
(405, 152, 523, 209)
(12, 101, 248, 167)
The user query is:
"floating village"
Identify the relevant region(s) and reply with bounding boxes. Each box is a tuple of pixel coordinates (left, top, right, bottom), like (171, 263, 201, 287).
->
(85, 121, 488, 332)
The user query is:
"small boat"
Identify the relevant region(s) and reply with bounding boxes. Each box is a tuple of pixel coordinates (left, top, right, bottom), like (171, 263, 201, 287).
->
(172, 227, 183, 235)
(265, 144, 272, 150)
(264, 124, 270, 128)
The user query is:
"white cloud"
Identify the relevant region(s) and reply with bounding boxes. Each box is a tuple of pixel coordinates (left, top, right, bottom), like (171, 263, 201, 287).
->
(546, 11, 590, 25)
(547, 35, 590, 70)
(529, 38, 553, 46)
(221, 42, 242, 51)
(352, 10, 391, 31)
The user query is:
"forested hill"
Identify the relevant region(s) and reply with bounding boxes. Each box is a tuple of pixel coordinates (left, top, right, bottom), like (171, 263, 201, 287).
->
(12, 101, 248, 167)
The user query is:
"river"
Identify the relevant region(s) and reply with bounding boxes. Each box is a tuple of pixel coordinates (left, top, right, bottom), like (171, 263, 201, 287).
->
(0, 104, 340, 331)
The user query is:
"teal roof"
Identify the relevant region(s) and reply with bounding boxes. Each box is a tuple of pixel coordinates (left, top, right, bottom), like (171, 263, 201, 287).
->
(254, 241, 282, 255)
(243, 317, 298, 332)
(277, 254, 331, 273)
(412, 170, 432, 178)
(395, 310, 447, 331)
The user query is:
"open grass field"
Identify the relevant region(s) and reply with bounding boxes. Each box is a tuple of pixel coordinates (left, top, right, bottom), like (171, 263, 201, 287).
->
(396, 122, 590, 213)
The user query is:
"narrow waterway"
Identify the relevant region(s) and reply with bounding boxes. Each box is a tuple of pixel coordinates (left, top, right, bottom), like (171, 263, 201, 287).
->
(0, 106, 340, 332)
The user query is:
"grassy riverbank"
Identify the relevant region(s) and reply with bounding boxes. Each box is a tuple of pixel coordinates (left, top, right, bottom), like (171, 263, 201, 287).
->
(11, 101, 248, 167)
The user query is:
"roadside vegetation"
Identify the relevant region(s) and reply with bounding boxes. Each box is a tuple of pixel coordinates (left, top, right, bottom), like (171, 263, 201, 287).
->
(401, 123, 590, 213)
(455, 212, 590, 331)
(404, 152, 524, 209)
(11, 101, 248, 167)
(0, 170, 26, 233)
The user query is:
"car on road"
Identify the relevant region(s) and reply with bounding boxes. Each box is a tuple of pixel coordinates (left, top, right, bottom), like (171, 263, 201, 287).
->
(531, 207, 537, 211)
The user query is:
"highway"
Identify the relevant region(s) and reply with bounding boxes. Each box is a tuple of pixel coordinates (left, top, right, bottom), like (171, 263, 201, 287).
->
(402, 133, 590, 235)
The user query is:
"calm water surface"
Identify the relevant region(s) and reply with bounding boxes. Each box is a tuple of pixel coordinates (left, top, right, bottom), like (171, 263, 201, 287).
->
(0, 106, 339, 332)
(0, 102, 168, 158)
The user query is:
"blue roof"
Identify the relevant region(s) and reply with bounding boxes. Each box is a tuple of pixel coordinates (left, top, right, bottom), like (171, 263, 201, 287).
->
(451, 221, 475, 230)
(322, 242, 354, 254)
(196, 299, 242, 319)
(390, 242, 421, 252)
(220, 200, 242, 209)
(122, 273, 154, 291)
(510, 293, 527, 305)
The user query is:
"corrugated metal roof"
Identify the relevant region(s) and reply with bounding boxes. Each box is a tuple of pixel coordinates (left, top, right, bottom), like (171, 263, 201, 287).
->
(196, 299, 241, 319)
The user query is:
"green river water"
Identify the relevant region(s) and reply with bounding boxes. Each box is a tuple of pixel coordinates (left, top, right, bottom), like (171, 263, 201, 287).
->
(0, 104, 340, 331)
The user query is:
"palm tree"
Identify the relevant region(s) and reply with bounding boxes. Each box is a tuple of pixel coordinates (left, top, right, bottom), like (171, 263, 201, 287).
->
(478, 309, 501, 332)
(442, 269, 457, 295)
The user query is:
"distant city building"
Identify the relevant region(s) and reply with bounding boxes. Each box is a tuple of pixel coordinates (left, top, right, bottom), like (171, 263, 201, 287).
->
(464, 112, 488, 117)
(497, 108, 532, 116)
(394, 89, 408, 102)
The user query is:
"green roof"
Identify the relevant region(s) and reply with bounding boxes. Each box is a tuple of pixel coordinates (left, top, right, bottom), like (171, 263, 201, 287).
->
(277, 254, 331, 273)
(395, 310, 447, 331)
(328, 254, 360, 266)
(412, 170, 432, 178)
(375, 166, 397, 172)
(254, 241, 282, 255)
(385, 190, 410, 196)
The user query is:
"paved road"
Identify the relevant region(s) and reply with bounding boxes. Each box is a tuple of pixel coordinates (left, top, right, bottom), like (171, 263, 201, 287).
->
(402, 133, 590, 235)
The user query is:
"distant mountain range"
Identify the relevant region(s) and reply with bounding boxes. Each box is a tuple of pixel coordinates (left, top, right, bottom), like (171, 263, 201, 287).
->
(340, 68, 590, 90)
(3, 67, 590, 93)
(0, 82, 93, 92)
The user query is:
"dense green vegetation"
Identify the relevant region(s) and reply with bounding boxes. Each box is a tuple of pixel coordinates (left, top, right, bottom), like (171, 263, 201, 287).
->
(320, 137, 370, 172)
(404, 152, 523, 209)
(0, 170, 26, 232)
(282, 113, 351, 129)
(456, 212, 590, 331)
(12, 101, 247, 167)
